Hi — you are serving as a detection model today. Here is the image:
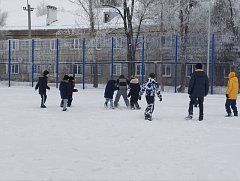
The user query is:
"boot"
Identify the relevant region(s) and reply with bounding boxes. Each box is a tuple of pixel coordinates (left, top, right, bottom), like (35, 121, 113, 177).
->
(199, 115, 203, 121)
(185, 114, 193, 120)
(225, 113, 232, 117)
(234, 112, 238, 117)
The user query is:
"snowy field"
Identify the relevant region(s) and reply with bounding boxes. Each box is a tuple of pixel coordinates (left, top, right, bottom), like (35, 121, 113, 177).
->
(0, 85, 240, 180)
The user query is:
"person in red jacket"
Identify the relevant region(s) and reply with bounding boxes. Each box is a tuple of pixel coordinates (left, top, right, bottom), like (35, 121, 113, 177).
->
(225, 71, 239, 117)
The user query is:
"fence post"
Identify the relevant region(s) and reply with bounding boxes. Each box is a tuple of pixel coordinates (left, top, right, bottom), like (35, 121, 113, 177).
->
(141, 35, 145, 84)
(82, 38, 85, 90)
(111, 37, 114, 80)
(8, 40, 11, 87)
(56, 38, 59, 88)
(211, 33, 215, 95)
(174, 35, 178, 93)
(31, 39, 35, 87)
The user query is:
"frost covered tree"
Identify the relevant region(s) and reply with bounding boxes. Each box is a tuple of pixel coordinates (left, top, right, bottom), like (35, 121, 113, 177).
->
(68, 0, 101, 88)
(36, 1, 47, 17)
(0, 9, 7, 27)
(103, 0, 161, 76)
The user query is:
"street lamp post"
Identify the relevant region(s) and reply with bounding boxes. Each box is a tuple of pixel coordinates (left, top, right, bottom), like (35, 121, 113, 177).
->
(23, 0, 34, 39)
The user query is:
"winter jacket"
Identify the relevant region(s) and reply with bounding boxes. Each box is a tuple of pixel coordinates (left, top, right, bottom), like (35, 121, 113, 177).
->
(35, 76, 50, 94)
(140, 78, 161, 97)
(128, 78, 141, 102)
(226, 72, 239, 100)
(188, 69, 209, 97)
(104, 80, 118, 99)
(116, 75, 130, 90)
(59, 80, 70, 99)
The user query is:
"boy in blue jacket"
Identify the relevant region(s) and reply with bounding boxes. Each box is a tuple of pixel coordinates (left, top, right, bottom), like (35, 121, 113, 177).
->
(59, 75, 70, 111)
(104, 79, 118, 109)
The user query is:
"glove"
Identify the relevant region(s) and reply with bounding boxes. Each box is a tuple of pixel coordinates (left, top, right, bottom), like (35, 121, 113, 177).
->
(189, 95, 192, 99)
(138, 96, 141, 100)
(159, 95, 162, 102)
(226, 94, 229, 99)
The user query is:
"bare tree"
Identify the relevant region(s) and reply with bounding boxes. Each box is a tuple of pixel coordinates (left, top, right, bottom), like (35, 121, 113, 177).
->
(68, 0, 100, 88)
(0, 9, 8, 27)
(36, 1, 47, 17)
(103, 0, 160, 77)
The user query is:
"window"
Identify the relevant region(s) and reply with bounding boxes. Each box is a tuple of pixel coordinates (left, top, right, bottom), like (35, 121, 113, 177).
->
(104, 13, 110, 23)
(91, 64, 102, 75)
(161, 35, 172, 48)
(113, 37, 123, 49)
(223, 64, 231, 78)
(112, 63, 122, 75)
(33, 39, 41, 50)
(72, 39, 82, 49)
(50, 39, 57, 50)
(186, 64, 195, 77)
(162, 64, 171, 77)
(135, 63, 144, 76)
(6, 63, 20, 74)
(70, 64, 82, 75)
(96, 36, 103, 50)
(100, 0, 121, 7)
(9, 39, 19, 50)
(34, 64, 41, 74)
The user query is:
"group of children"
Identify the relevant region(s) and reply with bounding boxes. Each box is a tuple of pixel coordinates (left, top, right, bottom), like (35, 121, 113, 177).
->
(104, 73, 162, 121)
(35, 72, 78, 111)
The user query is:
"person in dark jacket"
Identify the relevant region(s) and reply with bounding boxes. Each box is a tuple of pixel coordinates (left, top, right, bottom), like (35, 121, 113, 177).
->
(128, 75, 141, 110)
(140, 73, 162, 121)
(104, 79, 118, 109)
(35, 70, 50, 108)
(114, 75, 130, 108)
(186, 63, 209, 121)
(68, 76, 78, 107)
(59, 75, 70, 111)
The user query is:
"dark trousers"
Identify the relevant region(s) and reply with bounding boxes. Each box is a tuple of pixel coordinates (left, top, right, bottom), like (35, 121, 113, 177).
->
(40, 93, 47, 106)
(145, 96, 155, 118)
(188, 96, 204, 118)
(225, 99, 238, 115)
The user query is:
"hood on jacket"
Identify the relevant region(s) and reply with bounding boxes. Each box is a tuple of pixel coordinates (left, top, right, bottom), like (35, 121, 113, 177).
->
(130, 78, 139, 84)
(228, 72, 236, 78)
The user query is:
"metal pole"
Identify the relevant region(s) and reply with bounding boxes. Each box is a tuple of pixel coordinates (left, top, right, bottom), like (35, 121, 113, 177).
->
(8, 40, 11, 87)
(211, 33, 215, 95)
(174, 35, 178, 93)
(207, 0, 212, 77)
(141, 35, 145, 84)
(111, 37, 114, 80)
(82, 38, 85, 90)
(31, 39, 34, 87)
(56, 38, 59, 88)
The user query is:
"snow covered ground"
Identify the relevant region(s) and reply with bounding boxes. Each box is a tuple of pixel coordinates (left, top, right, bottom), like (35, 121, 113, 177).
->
(0, 85, 240, 180)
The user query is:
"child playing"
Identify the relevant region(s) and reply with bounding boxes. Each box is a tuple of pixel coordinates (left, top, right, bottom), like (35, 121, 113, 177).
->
(128, 75, 141, 110)
(225, 71, 239, 117)
(59, 75, 70, 111)
(68, 76, 78, 107)
(140, 73, 162, 121)
(104, 79, 118, 109)
(35, 70, 50, 108)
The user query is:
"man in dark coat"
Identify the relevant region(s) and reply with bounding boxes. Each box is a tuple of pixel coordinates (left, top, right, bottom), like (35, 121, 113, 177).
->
(128, 75, 141, 110)
(59, 75, 70, 111)
(104, 79, 118, 109)
(186, 63, 209, 121)
(35, 70, 50, 108)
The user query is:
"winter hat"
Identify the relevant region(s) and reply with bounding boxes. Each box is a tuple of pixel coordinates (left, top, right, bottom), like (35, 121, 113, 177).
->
(63, 74, 69, 80)
(69, 76, 74, 81)
(131, 75, 135, 79)
(196, 63, 202, 69)
(43, 70, 49, 76)
(228, 72, 236, 78)
(149, 73, 156, 79)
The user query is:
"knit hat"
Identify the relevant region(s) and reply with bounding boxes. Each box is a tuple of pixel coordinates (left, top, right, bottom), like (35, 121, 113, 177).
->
(43, 70, 49, 76)
(149, 73, 156, 79)
(69, 76, 74, 81)
(63, 75, 69, 80)
(196, 63, 202, 69)
(131, 75, 135, 79)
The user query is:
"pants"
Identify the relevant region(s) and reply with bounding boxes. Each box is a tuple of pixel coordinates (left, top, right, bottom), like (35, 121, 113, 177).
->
(188, 96, 204, 119)
(40, 93, 47, 106)
(114, 89, 129, 107)
(130, 96, 140, 109)
(62, 99, 67, 110)
(145, 96, 155, 118)
(105, 98, 114, 108)
(225, 99, 238, 115)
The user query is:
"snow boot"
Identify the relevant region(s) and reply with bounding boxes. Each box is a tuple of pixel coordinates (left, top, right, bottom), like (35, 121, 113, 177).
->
(104, 102, 108, 108)
(234, 112, 238, 117)
(41, 105, 46, 108)
(225, 113, 232, 117)
(185, 114, 193, 120)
